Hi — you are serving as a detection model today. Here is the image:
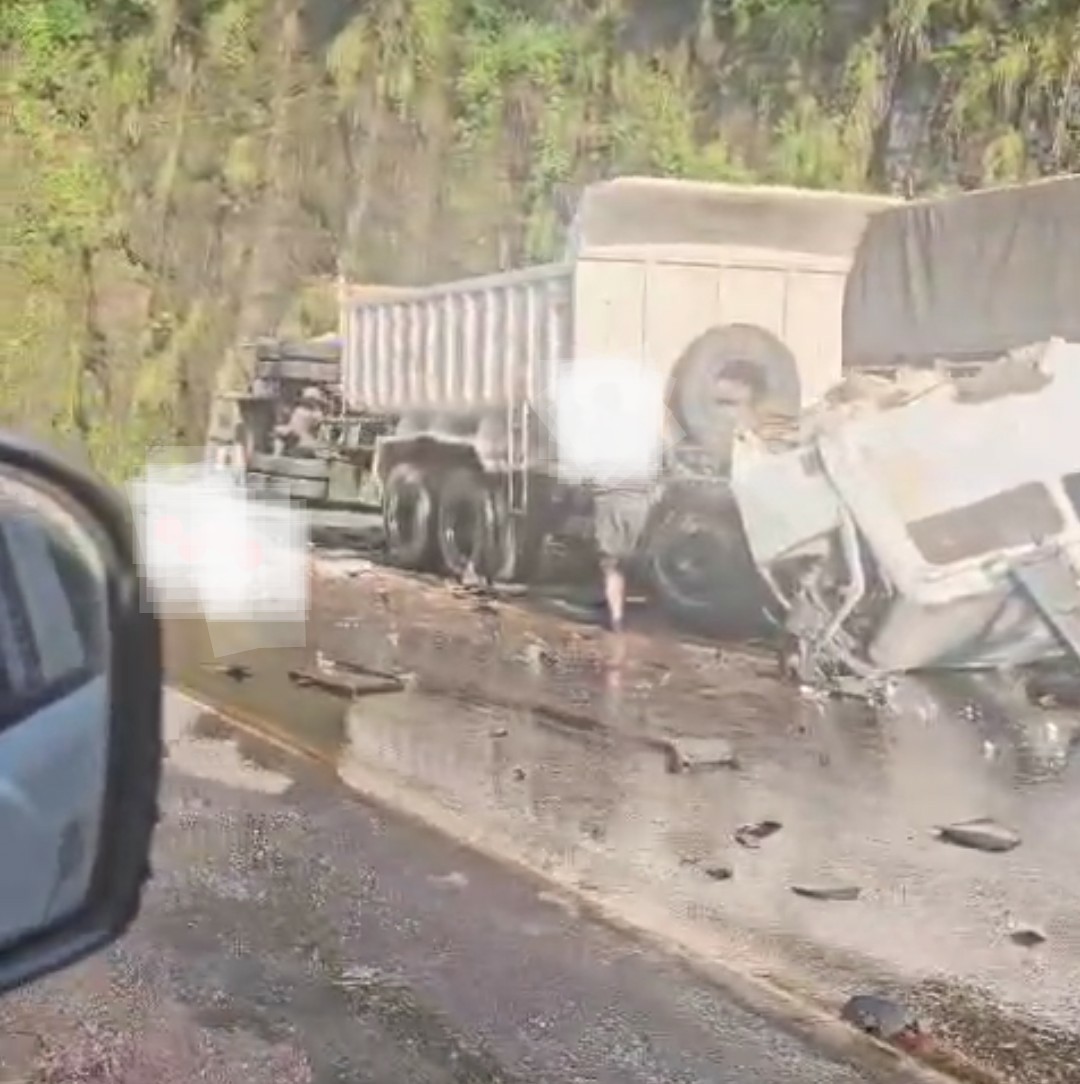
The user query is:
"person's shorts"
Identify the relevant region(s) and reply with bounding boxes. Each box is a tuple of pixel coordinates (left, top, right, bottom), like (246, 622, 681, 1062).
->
(594, 488, 653, 563)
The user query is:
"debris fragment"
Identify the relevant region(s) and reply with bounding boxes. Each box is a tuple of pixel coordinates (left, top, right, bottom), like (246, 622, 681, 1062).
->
(791, 884, 861, 901)
(1009, 926, 1047, 948)
(429, 871, 468, 889)
(734, 820, 782, 848)
(662, 736, 739, 774)
(828, 675, 882, 702)
(933, 818, 1021, 853)
(336, 965, 394, 990)
(840, 994, 920, 1043)
(704, 865, 734, 882)
(207, 663, 252, 682)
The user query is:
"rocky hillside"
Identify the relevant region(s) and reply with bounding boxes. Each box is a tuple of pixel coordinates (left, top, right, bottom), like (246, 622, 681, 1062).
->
(4, 0, 1079, 475)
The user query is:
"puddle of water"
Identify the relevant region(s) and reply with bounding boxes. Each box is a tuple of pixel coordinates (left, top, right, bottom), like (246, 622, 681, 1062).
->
(166, 617, 347, 761)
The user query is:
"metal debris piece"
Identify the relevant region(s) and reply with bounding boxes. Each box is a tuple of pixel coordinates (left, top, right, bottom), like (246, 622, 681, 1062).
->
(287, 666, 403, 699)
(662, 736, 739, 774)
(429, 871, 468, 889)
(207, 663, 252, 682)
(840, 994, 920, 1041)
(791, 884, 861, 901)
(704, 865, 734, 882)
(933, 817, 1021, 853)
(336, 965, 394, 991)
(1026, 669, 1080, 708)
(734, 820, 782, 848)
(1009, 926, 1047, 948)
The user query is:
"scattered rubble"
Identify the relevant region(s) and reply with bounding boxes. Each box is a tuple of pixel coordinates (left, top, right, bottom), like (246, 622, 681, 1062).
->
(840, 994, 921, 1046)
(790, 884, 861, 902)
(704, 865, 734, 882)
(1008, 927, 1047, 948)
(206, 663, 253, 682)
(934, 818, 1021, 854)
(734, 820, 782, 848)
(660, 736, 739, 773)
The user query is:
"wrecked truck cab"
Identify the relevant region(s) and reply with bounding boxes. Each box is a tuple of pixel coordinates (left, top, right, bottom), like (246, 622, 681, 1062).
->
(731, 339, 1080, 680)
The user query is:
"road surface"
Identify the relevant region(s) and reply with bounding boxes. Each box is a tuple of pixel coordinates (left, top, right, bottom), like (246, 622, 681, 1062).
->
(0, 691, 903, 1084)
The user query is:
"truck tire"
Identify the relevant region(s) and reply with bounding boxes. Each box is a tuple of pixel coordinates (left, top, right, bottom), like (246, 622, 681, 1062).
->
(668, 324, 801, 462)
(436, 468, 536, 583)
(647, 484, 775, 640)
(383, 461, 438, 570)
(248, 453, 332, 480)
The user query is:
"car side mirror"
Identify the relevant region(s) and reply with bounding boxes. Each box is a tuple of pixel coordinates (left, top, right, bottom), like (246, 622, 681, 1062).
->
(0, 434, 162, 995)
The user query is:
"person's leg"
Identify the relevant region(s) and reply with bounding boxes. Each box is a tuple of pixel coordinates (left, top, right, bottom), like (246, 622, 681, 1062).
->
(601, 555, 626, 633)
(595, 488, 652, 633)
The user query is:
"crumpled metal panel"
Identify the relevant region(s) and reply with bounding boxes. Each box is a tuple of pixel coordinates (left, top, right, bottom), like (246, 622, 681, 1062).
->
(735, 338, 1080, 672)
(817, 339, 1080, 607)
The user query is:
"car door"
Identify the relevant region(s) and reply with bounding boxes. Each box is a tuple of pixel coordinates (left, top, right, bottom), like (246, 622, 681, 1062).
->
(0, 507, 111, 948)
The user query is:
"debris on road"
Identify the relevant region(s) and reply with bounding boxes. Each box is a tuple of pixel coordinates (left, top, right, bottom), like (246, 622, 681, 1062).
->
(287, 664, 403, 699)
(206, 662, 253, 682)
(934, 818, 1021, 854)
(704, 864, 734, 882)
(1009, 926, 1047, 948)
(840, 993, 921, 1044)
(734, 820, 782, 848)
(791, 884, 861, 902)
(661, 736, 739, 774)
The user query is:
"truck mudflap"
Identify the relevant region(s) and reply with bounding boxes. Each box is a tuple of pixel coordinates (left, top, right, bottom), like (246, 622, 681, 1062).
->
(730, 337, 1080, 686)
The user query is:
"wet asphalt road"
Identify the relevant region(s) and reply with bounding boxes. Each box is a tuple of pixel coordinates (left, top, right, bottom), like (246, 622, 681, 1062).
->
(0, 691, 890, 1084)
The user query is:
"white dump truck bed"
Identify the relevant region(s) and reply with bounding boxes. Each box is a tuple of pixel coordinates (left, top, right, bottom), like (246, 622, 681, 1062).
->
(339, 178, 897, 419)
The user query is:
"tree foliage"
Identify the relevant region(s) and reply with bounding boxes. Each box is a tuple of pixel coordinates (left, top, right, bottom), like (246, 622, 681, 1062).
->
(4, 0, 1080, 476)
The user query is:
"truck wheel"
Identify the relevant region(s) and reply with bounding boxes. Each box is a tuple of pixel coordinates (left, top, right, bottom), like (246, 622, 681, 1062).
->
(383, 462, 438, 570)
(437, 468, 535, 582)
(648, 485, 775, 640)
(668, 325, 800, 463)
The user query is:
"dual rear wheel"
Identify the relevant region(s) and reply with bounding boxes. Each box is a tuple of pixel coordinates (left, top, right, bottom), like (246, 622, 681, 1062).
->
(382, 462, 537, 582)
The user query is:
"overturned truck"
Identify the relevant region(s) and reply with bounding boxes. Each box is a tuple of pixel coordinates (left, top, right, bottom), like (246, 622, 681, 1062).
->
(730, 175, 1080, 684)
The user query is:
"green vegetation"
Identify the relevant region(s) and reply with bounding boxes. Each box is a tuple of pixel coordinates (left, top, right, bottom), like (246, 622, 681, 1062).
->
(4, 0, 1080, 477)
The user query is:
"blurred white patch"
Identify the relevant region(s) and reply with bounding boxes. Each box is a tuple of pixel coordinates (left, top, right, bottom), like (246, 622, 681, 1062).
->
(549, 358, 666, 485)
(130, 458, 309, 628)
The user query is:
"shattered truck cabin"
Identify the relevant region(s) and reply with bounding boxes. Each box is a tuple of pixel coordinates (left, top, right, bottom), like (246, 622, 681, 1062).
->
(730, 174, 1080, 680)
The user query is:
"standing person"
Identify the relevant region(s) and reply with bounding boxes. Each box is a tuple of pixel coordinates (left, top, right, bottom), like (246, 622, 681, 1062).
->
(552, 357, 666, 634)
(593, 479, 658, 633)
(273, 386, 326, 457)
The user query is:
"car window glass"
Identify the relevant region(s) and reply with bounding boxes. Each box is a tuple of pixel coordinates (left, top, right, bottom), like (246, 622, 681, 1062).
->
(0, 564, 29, 698)
(2, 514, 86, 683)
(0, 493, 108, 726)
